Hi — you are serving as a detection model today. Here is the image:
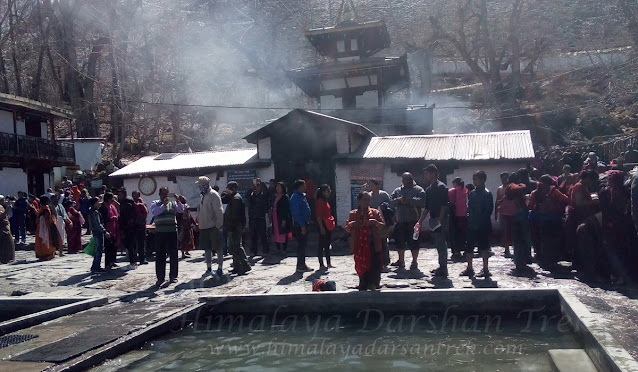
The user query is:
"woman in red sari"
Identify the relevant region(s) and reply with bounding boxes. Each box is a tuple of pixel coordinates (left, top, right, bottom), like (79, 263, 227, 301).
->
(599, 170, 632, 282)
(63, 200, 83, 254)
(177, 196, 197, 259)
(346, 192, 385, 291)
(529, 175, 570, 269)
(567, 170, 599, 267)
(34, 196, 62, 261)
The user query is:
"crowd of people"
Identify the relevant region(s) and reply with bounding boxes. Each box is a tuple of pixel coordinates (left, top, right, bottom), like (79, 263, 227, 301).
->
(0, 156, 637, 290)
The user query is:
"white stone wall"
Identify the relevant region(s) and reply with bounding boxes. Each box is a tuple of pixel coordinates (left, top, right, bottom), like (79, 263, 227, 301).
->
(257, 164, 275, 183)
(383, 164, 403, 194)
(334, 163, 351, 225)
(0, 110, 13, 134)
(258, 137, 272, 159)
(0, 168, 28, 197)
(123, 176, 178, 224)
(15, 120, 25, 135)
(336, 130, 349, 154)
(43, 173, 50, 192)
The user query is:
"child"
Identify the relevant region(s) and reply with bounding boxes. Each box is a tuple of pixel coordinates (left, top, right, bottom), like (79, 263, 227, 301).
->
(461, 171, 494, 278)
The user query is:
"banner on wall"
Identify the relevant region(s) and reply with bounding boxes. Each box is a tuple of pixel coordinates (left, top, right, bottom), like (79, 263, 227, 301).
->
(350, 163, 384, 182)
(350, 164, 384, 210)
(227, 169, 258, 199)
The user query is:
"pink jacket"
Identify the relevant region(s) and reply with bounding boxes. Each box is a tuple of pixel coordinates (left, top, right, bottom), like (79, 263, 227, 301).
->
(448, 186, 468, 217)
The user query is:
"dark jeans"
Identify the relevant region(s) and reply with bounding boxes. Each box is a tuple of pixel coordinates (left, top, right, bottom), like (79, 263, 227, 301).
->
(293, 224, 307, 269)
(512, 217, 531, 267)
(359, 243, 381, 290)
(249, 218, 269, 255)
(318, 228, 332, 266)
(155, 231, 178, 282)
(104, 235, 117, 268)
(122, 228, 136, 264)
(14, 218, 26, 242)
(222, 227, 229, 255)
(133, 227, 146, 263)
(228, 228, 250, 272)
(449, 216, 467, 255)
(91, 233, 105, 270)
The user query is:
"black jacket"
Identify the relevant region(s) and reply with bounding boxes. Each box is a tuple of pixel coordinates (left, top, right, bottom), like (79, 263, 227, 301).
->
(118, 196, 135, 231)
(274, 194, 292, 233)
(248, 190, 268, 220)
(223, 192, 246, 231)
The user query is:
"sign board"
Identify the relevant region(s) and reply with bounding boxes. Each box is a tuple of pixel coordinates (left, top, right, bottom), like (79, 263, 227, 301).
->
(227, 169, 257, 199)
(350, 164, 384, 210)
(90, 179, 103, 189)
(350, 163, 384, 182)
(351, 184, 363, 210)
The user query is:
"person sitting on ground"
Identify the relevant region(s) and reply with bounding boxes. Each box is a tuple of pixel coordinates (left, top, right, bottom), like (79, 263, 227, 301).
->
(461, 171, 494, 278)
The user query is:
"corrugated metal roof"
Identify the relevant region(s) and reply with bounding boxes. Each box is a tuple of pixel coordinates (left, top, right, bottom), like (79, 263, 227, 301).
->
(110, 149, 259, 178)
(361, 130, 534, 161)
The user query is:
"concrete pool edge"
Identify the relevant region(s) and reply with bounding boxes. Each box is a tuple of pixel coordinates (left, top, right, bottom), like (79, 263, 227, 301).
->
(0, 297, 108, 336)
(558, 290, 638, 372)
(198, 288, 638, 372)
(198, 288, 563, 315)
(48, 302, 203, 372)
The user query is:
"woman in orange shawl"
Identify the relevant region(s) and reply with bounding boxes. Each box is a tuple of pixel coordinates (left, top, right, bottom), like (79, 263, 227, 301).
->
(346, 191, 385, 291)
(34, 196, 62, 261)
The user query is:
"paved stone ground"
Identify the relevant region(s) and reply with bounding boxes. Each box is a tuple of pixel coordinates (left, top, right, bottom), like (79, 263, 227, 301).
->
(1, 233, 638, 367)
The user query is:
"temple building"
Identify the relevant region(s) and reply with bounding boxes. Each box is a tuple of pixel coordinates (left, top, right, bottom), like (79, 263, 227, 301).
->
(287, 0, 433, 136)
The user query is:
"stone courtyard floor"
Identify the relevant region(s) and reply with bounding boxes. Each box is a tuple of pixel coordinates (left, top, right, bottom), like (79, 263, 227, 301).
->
(1, 233, 638, 369)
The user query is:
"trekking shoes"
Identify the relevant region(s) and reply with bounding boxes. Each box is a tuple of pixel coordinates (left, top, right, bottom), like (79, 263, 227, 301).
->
(460, 268, 475, 277)
(296, 266, 314, 273)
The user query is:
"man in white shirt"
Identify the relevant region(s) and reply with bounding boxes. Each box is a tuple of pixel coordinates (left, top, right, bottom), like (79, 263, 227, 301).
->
(196, 176, 224, 277)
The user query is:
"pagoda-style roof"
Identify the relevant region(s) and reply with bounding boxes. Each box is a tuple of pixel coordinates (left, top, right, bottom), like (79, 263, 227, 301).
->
(287, 54, 409, 97)
(305, 20, 391, 59)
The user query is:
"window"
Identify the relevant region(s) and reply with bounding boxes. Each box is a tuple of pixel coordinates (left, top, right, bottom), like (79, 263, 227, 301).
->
(337, 40, 345, 53)
(351, 39, 358, 51)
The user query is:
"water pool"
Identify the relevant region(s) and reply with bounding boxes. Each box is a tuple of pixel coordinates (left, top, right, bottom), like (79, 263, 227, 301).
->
(98, 315, 580, 371)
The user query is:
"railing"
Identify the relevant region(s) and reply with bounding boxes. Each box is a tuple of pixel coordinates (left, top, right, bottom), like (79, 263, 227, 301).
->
(0, 132, 75, 164)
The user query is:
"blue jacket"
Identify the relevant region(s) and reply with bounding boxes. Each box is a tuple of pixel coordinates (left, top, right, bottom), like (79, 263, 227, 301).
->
(467, 186, 494, 230)
(290, 191, 311, 226)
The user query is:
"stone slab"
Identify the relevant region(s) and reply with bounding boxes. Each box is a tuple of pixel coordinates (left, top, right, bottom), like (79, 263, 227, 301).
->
(0, 361, 53, 372)
(549, 349, 598, 372)
(11, 326, 129, 363)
